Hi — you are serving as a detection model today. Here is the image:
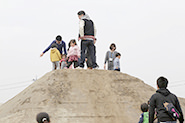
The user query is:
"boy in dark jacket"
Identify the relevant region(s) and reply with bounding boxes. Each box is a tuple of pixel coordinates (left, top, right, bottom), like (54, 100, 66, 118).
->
(149, 76, 184, 123)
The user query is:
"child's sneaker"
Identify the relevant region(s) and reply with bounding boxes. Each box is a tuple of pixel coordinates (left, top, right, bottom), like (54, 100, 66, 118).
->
(76, 67, 83, 69)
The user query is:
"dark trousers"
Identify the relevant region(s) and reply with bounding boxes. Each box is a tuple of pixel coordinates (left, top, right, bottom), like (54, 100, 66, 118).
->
(80, 40, 95, 68)
(86, 45, 98, 68)
(67, 61, 78, 68)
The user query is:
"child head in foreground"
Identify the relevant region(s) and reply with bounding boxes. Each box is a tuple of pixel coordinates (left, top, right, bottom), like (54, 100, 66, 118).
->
(141, 103, 149, 112)
(36, 112, 50, 123)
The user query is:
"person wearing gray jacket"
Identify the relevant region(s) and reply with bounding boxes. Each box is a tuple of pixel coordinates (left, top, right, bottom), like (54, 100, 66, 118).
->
(104, 43, 118, 70)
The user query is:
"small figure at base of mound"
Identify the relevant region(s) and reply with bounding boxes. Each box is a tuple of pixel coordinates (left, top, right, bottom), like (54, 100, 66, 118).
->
(138, 103, 149, 123)
(36, 112, 50, 123)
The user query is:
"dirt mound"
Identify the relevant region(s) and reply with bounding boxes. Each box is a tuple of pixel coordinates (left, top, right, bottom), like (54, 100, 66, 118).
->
(0, 69, 184, 123)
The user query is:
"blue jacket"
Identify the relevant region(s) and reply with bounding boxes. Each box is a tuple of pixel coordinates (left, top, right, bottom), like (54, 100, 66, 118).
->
(43, 40, 67, 55)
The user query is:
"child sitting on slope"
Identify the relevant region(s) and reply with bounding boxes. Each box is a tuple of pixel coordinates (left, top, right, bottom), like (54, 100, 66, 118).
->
(67, 39, 80, 68)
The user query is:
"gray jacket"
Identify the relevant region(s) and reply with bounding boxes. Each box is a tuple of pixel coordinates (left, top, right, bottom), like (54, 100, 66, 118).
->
(104, 51, 118, 70)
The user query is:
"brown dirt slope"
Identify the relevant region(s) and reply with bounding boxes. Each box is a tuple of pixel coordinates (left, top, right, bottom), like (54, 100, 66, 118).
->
(0, 69, 184, 123)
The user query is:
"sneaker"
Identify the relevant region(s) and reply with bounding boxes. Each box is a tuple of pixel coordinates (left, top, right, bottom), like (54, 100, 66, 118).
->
(93, 66, 99, 69)
(76, 67, 83, 69)
(93, 64, 99, 69)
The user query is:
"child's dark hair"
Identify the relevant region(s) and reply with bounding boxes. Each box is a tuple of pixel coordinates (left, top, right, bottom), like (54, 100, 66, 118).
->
(116, 53, 121, 57)
(157, 76, 168, 89)
(77, 10, 85, 15)
(51, 43, 58, 48)
(56, 35, 62, 41)
(67, 39, 77, 51)
(36, 112, 50, 123)
(110, 43, 116, 50)
(70, 39, 77, 45)
(141, 103, 148, 112)
(62, 54, 67, 58)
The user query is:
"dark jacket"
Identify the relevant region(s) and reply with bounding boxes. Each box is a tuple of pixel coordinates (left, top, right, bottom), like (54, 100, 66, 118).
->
(149, 88, 184, 123)
(79, 14, 97, 40)
(43, 40, 67, 55)
(83, 19, 94, 36)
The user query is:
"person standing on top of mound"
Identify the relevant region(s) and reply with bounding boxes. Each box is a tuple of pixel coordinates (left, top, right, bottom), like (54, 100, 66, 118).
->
(40, 35, 67, 57)
(50, 43, 61, 70)
(67, 39, 80, 69)
(114, 52, 121, 71)
(36, 112, 50, 123)
(104, 43, 118, 70)
(149, 76, 184, 123)
(77, 10, 98, 69)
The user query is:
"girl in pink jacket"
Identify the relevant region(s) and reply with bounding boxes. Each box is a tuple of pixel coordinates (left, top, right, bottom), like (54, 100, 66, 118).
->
(67, 39, 80, 68)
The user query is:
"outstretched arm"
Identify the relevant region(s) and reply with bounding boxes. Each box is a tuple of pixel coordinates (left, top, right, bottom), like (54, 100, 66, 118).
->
(40, 41, 55, 57)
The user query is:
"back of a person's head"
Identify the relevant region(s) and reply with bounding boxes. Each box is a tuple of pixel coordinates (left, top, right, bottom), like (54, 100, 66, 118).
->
(51, 43, 58, 49)
(116, 53, 121, 57)
(157, 76, 168, 89)
(77, 10, 85, 15)
(56, 35, 62, 41)
(141, 103, 148, 112)
(110, 43, 116, 50)
(36, 112, 50, 123)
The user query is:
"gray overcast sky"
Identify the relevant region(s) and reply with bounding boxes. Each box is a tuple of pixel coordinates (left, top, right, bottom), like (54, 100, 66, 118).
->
(0, 0, 185, 103)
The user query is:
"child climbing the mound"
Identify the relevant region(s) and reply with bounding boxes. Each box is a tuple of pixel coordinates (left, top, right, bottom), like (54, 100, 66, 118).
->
(50, 43, 62, 70)
(114, 53, 121, 71)
(60, 54, 67, 69)
(67, 39, 80, 68)
(138, 103, 149, 123)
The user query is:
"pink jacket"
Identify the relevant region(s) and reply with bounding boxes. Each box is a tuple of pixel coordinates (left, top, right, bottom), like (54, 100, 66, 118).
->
(67, 45, 80, 58)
